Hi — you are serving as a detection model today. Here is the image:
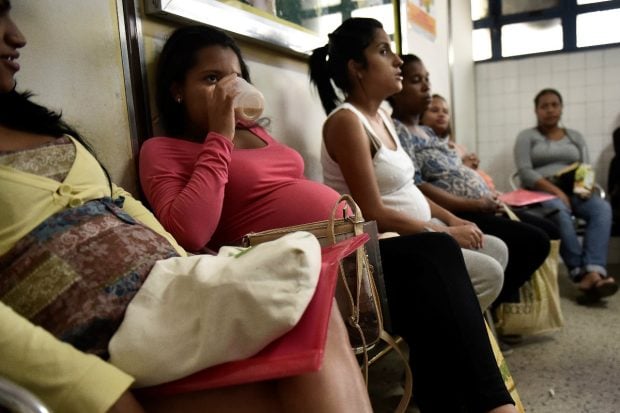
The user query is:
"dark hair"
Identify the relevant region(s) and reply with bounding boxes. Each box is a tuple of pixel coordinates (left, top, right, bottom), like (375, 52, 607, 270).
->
(156, 25, 251, 136)
(0, 0, 10, 14)
(400, 53, 422, 68)
(0, 90, 112, 188)
(386, 53, 422, 108)
(308, 18, 383, 114)
(534, 88, 563, 107)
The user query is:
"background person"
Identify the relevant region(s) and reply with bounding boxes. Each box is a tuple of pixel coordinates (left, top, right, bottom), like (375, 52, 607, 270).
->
(514, 88, 616, 302)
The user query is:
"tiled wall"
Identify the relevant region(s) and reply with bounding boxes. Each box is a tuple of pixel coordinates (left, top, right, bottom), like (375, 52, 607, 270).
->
(474, 47, 620, 193)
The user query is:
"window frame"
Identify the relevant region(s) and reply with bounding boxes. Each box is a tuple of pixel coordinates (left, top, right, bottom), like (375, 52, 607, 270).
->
(472, 0, 620, 61)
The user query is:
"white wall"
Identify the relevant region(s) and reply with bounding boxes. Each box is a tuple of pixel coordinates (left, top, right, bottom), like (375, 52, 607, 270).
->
(403, 1, 451, 102)
(10, 0, 135, 192)
(475, 48, 620, 193)
(449, 0, 477, 153)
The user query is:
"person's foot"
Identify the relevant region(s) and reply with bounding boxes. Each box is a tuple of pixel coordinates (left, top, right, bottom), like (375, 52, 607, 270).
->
(576, 272, 618, 304)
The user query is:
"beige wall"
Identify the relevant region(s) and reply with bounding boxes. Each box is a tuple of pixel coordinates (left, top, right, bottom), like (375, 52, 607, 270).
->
(11, 0, 136, 193)
(11, 1, 472, 191)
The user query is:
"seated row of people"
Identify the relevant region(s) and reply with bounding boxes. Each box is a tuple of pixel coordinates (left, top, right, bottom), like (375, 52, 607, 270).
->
(1, 3, 552, 411)
(416, 86, 615, 304)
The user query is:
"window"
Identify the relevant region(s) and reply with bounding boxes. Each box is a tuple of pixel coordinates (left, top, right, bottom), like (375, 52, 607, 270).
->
(501, 19, 563, 57)
(471, 0, 620, 61)
(576, 9, 620, 47)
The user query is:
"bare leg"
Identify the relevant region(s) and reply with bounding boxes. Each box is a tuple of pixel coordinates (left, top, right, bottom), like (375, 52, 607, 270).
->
(275, 303, 373, 413)
(488, 404, 518, 413)
(139, 381, 282, 413)
(139, 303, 371, 413)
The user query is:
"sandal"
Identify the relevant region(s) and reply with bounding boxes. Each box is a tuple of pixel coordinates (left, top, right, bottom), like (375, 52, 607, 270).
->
(593, 277, 619, 298)
(576, 275, 618, 304)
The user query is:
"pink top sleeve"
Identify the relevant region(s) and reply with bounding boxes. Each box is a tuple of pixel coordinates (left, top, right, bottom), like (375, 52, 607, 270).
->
(139, 132, 233, 251)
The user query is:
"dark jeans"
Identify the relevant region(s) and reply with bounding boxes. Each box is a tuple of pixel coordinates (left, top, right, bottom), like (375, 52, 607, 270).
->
(457, 211, 551, 305)
(379, 233, 513, 413)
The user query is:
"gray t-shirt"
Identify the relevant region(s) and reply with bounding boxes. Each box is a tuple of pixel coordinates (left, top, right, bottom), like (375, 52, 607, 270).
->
(513, 127, 589, 188)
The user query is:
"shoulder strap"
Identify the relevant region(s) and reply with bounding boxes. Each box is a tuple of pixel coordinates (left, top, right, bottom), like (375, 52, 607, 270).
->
(329, 103, 382, 152)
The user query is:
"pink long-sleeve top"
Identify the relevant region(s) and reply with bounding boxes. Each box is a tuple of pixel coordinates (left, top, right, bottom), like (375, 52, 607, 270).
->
(139, 124, 341, 251)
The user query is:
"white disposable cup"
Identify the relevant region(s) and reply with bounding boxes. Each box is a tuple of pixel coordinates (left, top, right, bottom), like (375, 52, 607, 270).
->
(233, 78, 265, 121)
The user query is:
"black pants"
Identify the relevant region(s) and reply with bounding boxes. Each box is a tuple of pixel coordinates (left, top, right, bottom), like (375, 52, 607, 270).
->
(457, 211, 551, 305)
(514, 209, 561, 240)
(379, 233, 513, 413)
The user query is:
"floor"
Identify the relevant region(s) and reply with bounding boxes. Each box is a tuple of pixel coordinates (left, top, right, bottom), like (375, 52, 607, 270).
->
(368, 262, 620, 413)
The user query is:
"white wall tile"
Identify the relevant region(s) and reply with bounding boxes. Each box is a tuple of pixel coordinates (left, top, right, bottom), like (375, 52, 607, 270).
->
(518, 58, 537, 76)
(568, 52, 586, 70)
(586, 50, 604, 69)
(603, 48, 620, 66)
(585, 68, 604, 86)
(474, 49, 618, 185)
(586, 85, 604, 103)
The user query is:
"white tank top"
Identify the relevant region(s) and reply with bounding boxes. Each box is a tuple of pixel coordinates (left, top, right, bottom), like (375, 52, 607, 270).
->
(321, 103, 432, 222)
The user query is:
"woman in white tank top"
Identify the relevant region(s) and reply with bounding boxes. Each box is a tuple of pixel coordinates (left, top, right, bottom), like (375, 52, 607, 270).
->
(313, 35, 508, 313)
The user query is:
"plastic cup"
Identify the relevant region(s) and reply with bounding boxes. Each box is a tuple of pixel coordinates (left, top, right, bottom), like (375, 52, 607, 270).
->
(234, 78, 265, 121)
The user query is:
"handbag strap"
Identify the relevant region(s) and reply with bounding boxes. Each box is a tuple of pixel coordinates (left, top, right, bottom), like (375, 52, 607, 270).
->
(380, 331, 413, 413)
(501, 203, 520, 222)
(328, 194, 364, 243)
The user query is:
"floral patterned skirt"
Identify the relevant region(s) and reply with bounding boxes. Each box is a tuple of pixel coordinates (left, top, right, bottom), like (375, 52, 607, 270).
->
(0, 198, 178, 358)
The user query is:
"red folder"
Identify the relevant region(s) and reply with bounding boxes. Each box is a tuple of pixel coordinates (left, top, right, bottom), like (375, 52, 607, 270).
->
(138, 234, 370, 397)
(499, 189, 557, 207)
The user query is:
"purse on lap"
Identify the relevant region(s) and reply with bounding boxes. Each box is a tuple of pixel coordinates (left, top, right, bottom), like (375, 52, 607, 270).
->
(243, 195, 413, 413)
(243, 194, 385, 351)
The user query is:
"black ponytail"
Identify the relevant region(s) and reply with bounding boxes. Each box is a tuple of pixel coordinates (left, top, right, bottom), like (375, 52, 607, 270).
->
(308, 44, 340, 115)
(308, 17, 383, 115)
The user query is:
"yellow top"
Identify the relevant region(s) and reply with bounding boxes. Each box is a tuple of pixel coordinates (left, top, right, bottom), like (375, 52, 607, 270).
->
(0, 136, 187, 411)
(0, 301, 134, 413)
(0, 135, 186, 257)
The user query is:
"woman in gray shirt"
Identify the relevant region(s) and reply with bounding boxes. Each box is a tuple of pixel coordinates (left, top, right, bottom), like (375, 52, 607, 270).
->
(514, 88, 616, 303)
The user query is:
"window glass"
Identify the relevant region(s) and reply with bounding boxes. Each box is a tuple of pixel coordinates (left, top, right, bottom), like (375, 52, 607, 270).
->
(577, 9, 620, 47)
(352, 4, 395, 35)
(470, 0, 488, 20)
(502, 0, 559, 15)
(501, 19, 563, 57)
(472, 28, 492, 61)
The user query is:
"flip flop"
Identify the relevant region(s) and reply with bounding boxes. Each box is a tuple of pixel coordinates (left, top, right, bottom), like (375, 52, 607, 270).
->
(593, 278, 619, 298)
(576, 278, 618, 305)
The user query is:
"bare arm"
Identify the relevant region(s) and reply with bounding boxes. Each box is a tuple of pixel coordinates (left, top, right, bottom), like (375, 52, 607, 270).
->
(323, 111, 428, 235)
(419, 182, 500, 214)
(532, 177, 571, 208)
(425, 197, 484, 249)
(323, 112, 482, 249)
